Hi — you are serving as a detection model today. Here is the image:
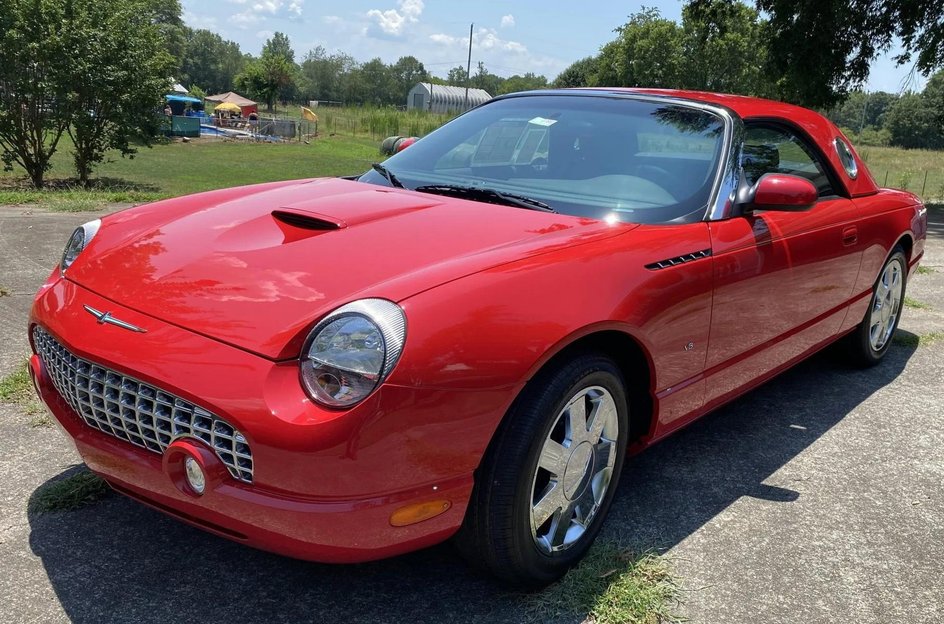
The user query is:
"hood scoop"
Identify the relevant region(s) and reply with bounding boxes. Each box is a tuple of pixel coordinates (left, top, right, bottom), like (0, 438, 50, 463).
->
(272, 209, 345, 230)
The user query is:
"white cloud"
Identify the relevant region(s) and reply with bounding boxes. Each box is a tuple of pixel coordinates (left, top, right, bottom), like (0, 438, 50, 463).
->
(183, 10, 218, 29)
(500, 14, 515, 29)
(231, 0, 304, 27)
(256, 29, 274, 39)
(430, 27, 527, 54)
(323, 15, 341, 24)
(231, 12, 261, 26)
(365, 0, 424, 39)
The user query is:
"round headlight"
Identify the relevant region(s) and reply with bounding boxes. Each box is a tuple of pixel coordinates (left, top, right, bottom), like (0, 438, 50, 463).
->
(60, 219, 102, 274)
(300, 299, 406, 408)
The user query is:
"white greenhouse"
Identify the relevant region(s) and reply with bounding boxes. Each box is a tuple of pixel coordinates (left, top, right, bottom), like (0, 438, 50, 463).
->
(407, 83, 492, 113)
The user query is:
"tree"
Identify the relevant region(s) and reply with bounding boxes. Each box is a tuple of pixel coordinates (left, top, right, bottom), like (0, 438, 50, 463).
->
(390, 56, 429, 102)
(145, 0, 185, 73)
(884, 92, 944, 149)
(498, 73, 548, 94)
(67, 0, 174, 185)
(923, 69, 944, 132)
(236, 54, 294, 112)
(828, 91, 898, 133)
(553, 56, 599, 88)
(470, 62, 504, 95)
(262, 32, 295, 64)
(359, 58, 394, 105)
(680, 0, 774, 96)
(300, 47, 350, 103)
(741, 0, 944, 107)
(0, 0, 74, 187)
(180, 28, 246, 94)
(237, 33, 298, 111)
(447, 65, 468, 85)
(593, 8, 686, 88)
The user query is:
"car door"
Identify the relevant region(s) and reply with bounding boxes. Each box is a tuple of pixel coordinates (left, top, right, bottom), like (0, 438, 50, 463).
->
(704, 122, 865, 406)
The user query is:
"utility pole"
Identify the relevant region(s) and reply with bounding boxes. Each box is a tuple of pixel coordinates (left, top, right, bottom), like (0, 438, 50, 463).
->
(464, 22, 473, 111)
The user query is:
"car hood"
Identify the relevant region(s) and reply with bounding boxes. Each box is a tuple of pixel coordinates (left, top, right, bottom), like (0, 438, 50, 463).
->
(68, 178, 635, 359)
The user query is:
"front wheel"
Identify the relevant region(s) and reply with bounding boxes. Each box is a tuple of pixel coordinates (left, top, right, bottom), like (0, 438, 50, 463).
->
(846, 247, 907, 366)
(456, 354, 629, 587)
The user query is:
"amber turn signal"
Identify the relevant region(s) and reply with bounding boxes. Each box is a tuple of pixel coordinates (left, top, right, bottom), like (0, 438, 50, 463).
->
(389, 500, 451, 527)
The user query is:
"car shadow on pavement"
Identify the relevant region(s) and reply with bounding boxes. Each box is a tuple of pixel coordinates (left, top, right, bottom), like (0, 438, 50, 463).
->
(27, 340, 917, 624)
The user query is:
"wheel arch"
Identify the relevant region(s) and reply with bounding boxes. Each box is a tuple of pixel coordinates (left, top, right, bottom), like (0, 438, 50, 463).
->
(894, 233, 913, 263)
(518, 325, 657, 448)
(542, 330, 654, 445)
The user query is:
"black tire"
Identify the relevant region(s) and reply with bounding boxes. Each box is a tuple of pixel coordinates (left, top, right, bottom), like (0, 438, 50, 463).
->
(455, 353, 630, 587)
(845, 246, 907, 367)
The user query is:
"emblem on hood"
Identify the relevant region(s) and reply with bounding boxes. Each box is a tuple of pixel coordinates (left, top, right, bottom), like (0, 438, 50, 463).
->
(83, 305, 147, 333)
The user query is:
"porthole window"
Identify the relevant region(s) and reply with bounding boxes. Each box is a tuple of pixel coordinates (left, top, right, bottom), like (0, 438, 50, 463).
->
(835, 138, 858, 179)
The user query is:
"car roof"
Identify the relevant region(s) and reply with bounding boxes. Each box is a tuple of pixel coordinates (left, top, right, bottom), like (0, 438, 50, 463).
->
(503, 88, 879, 197)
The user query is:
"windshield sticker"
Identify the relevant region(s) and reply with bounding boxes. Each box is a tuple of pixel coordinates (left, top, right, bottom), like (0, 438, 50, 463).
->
(528, 116, 557, 127)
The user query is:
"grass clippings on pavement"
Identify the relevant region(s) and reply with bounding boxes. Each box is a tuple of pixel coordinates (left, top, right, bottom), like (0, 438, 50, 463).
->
(892, 330, 944, 348)
(29, 468, 111, 514)
(915, 265, 937, 275)
(903, 297, 932, 310)
(0, 361, 33, 403)
(0, 286, 10, 297)
(527, 542, 681, 624)
(0, 360, 43, 418)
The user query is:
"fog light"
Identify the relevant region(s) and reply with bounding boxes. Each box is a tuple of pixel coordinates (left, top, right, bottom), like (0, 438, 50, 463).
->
(184, 456, 206, 495)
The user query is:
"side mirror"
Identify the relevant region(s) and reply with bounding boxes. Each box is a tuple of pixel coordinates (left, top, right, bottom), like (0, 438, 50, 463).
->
(747, 173, 817, 212)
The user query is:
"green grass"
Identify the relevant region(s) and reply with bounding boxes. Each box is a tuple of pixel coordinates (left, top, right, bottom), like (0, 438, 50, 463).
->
(29, 468, 111, 513)
(0, 133, 381, 207)
(857, 146, 944, 200)
(527, 543, 680, 624)
(0, 361, 33, 403)
(904, 297, 932, 310)
(892, 330, 944, 348)
(0, 361, 42, 417)
(916, 265, 937, 275)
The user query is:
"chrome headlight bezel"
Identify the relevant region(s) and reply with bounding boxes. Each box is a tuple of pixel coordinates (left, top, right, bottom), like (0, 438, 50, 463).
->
(60, 219, 102, 275)
(299, 298, 407, 408)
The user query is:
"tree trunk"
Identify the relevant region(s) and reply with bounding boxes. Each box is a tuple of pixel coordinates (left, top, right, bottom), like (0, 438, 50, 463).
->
(27, 162, 44, 188)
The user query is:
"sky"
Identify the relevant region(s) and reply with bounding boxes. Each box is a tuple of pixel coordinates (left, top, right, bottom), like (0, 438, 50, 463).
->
(182, 0, 929, 93)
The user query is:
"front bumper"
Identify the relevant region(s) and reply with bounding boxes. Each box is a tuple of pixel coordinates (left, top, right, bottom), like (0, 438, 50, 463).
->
(29, 275, 512, 563)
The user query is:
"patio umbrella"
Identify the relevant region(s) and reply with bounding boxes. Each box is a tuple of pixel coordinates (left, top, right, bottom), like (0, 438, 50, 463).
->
(214, 102, 241, 114)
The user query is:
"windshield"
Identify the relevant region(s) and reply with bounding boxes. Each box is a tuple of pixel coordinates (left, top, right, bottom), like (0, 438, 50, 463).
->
(359, 94, 727, 224)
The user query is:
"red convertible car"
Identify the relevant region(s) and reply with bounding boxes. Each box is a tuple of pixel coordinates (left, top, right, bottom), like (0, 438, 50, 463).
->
(29, 89, 927, 586)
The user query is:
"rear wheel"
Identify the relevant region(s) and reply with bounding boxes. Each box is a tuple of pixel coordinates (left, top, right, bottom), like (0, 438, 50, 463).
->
(456, 353, 629, 587)
(846, 247, 907, 366)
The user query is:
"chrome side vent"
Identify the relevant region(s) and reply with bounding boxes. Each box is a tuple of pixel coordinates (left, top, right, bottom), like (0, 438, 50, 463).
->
(645, 248, 712, 270)
(272, 210, 343, 230)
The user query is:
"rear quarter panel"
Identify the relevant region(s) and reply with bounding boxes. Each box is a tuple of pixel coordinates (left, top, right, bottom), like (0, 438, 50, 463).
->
(840, 189, 926, 332)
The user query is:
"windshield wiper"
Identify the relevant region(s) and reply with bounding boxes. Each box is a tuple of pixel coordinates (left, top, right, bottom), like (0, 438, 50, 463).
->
(413, 184, 557, 213)
(370, 162, 404, 188)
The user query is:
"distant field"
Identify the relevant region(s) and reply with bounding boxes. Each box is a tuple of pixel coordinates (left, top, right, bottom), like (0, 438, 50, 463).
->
(856, 145, 944, 200)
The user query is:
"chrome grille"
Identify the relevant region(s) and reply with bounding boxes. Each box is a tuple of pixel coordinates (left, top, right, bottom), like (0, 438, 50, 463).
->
(33, 326, 253, 483)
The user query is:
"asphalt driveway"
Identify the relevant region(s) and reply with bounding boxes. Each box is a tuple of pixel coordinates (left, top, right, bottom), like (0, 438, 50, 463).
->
(1, 204, 941, 623)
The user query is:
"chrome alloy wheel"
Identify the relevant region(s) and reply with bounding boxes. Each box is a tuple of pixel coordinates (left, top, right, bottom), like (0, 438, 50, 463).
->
(529, 386, 619, 554)
(869, 257, 904, 352)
